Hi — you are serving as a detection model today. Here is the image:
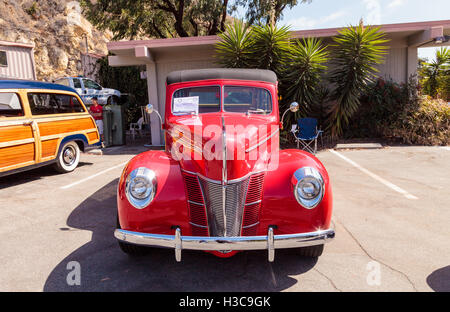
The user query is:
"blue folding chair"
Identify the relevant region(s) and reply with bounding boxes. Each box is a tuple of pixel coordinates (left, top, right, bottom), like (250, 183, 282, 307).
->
(291, 118, 323, 154)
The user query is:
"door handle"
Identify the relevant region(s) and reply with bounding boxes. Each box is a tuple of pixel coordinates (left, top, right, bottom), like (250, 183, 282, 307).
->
(23, 120, 33, 126)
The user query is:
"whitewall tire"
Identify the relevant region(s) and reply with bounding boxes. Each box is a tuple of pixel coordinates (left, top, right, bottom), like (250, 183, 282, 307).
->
(54, 141, 80, 173)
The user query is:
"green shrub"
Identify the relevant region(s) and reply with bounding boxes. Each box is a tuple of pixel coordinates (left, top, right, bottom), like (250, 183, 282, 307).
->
(386, 96, 450, 146)
(344, 77, 413, 138)
(345, 76, 449, 145)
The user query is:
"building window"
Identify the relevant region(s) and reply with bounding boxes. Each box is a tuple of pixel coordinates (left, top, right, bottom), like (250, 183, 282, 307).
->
(0, 51, 7, 67)
(27, 93, 85, 115)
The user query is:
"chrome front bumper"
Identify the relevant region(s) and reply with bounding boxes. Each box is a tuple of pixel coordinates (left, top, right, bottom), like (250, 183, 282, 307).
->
(114, 227, 335, 262)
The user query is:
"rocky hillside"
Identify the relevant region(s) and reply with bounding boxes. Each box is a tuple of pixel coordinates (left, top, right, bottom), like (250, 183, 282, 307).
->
(0, 0, 112, 81)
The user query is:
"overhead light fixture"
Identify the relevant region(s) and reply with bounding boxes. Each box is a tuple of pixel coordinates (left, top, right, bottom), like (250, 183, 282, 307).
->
(434, 35, 449, 44)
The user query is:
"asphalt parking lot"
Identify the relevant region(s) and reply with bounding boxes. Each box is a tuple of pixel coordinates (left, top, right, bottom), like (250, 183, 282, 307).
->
(0, 145, 449, 292)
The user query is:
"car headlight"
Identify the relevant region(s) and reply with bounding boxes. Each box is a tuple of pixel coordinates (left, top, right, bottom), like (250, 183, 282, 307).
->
(292, 167, 324, 209)
(125, 167, 157, 209)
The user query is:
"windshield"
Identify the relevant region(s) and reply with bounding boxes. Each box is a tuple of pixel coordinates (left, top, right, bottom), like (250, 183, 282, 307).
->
(171, 85, 273, 115)
(224, 86, 272, 114)
(82, 79, 102, 90)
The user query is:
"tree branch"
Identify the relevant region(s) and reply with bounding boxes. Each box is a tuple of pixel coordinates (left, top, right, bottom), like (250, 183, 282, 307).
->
(220, 0, 229, 32)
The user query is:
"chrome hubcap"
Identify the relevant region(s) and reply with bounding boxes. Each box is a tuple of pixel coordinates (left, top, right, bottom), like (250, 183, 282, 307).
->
(63, 146, 76, 166)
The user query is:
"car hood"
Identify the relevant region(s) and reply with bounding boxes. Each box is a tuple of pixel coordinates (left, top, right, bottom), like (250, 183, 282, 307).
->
(166, 113, 279, 181)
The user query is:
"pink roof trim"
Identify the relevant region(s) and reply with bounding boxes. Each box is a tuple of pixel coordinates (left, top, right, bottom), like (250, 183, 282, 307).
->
(108, 19, 450, 51)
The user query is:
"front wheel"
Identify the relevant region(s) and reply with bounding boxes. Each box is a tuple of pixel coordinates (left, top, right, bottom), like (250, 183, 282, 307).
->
(296, 244, 324, 257)
(54, 141, 80, 173)
(116, 217, 150, 256)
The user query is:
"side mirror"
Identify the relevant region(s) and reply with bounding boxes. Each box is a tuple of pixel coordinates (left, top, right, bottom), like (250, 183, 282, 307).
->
(280, 102, 300, 129)
(289, 102, 299, 113)
(145, 103, 164, 130)
(145, 103, 154, 114)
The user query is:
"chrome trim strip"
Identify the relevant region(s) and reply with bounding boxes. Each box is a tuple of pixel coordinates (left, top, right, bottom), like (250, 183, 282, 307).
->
(242, 221, 260, 229)
(187, 200, 204, 206)
(180, 168, 266, 185)
(181, 168, 222, 185)
(245, 128, 279, 153)
(221, 116, 227, 237)
(228, 171, 266, 184)
(222, 116, 227, 185)
(189, 222, 209, 229)
(115, 228, 335, 257)
(245, 200, 262, 206)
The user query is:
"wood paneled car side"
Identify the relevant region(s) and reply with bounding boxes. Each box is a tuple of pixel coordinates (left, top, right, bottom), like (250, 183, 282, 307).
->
(0, 81, 100, 176)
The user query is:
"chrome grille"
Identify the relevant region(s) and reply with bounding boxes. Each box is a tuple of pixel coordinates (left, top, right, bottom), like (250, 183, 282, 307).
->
(242, 173, 265, 236)
(199, 177, 250, 237)
(182, 172, 209, 236)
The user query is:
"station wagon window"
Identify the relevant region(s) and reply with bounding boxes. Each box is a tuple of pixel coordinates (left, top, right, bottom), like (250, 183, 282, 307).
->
(0, 93, 23, 117)
(0, 51, 7, 66)
(224, 86, 272, 114)
(73, 78, 82, 89)
(82, 79, 102, 90)
(28, 93, 85, 115)
(172, 86, 220, 114)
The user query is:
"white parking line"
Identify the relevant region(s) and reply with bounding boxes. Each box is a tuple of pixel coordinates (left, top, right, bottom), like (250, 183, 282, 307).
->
(441, 146, 450, 151)
(329, 149, 418, 200)
(60, 162, 128, 190)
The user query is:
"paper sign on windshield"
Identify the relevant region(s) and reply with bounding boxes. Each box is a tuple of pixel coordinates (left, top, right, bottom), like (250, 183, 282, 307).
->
(173, 96, 199, 114)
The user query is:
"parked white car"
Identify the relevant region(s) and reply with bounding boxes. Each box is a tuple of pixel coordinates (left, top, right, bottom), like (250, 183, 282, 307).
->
(54, 76, 121, 105)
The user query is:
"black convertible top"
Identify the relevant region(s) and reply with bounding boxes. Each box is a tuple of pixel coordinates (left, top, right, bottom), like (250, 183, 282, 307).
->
(166, 68, 277, 85)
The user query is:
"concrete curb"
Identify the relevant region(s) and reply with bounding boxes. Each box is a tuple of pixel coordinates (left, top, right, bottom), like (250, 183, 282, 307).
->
(85, 148, 103, 155)
(335, 143, 383, 150)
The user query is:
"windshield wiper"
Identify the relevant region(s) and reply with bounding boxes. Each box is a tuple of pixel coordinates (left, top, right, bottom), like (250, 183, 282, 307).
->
(247, 109, 269, 115)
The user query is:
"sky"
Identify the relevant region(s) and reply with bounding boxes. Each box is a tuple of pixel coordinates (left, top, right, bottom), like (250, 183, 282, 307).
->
(235, 0, 450, 61)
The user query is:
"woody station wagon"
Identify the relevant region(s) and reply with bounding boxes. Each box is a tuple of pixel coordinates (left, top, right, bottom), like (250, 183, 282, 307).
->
(115, 69, 335, 262)
(0, 80, 100, 177)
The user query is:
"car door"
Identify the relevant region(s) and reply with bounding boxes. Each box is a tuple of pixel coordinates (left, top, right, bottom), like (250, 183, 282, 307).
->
(72, 78, 88, 104)
(0, 91, 38, 173)
(82, 78, 103, 100)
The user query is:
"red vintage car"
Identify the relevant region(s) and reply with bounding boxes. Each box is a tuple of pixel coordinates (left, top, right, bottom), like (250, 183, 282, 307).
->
(115, 68, 334, 262)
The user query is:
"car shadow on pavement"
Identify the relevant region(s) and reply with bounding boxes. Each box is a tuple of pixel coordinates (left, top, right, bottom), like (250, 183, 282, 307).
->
(0, 162, 93, 189)
(426, 266, 450, 292)
(43, 179, 318, 292)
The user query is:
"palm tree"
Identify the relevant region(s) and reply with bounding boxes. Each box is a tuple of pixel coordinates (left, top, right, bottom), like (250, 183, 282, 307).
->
(281, 37, 328, 119)
(215, 20, 254, 68)
(328, 24, 389, 137)
(215, 20, 292, 75)
(420, 47, 449, 98)
(250, 24, 292, 74)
